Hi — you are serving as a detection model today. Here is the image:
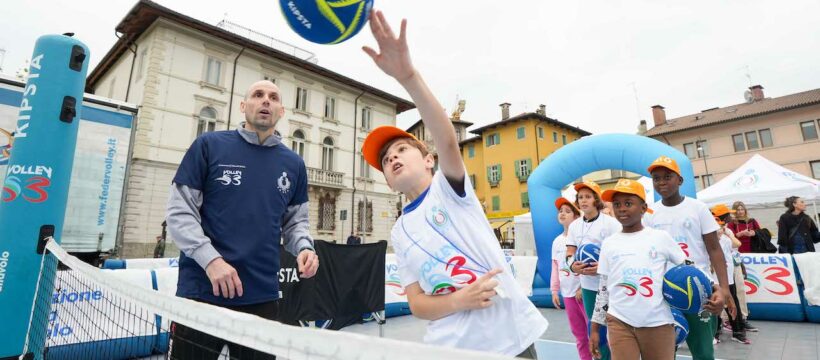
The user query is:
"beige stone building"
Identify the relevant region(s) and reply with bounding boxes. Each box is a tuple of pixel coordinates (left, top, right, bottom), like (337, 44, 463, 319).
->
(641, 85, 820, 191)
(86, 0, 414, 257)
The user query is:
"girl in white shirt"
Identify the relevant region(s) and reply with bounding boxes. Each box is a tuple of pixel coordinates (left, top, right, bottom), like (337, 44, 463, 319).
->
(551, 197, 592, 360)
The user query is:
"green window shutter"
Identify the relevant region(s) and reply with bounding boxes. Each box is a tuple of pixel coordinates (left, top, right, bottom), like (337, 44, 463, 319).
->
(514, 160, 521, 179)
(485, 136, 491, 147)
(526, 158, 532, 177)
(492, 196, 500, 211)
(498, 164, 502, 181)
(487, 166, 492, 182)
(495, 133, 500, 145)
(521, 192, 529, 208)
(517, 127, 525, 139)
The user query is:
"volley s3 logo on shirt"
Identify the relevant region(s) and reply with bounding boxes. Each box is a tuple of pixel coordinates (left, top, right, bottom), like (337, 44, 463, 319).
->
(215, 170, 242, 186)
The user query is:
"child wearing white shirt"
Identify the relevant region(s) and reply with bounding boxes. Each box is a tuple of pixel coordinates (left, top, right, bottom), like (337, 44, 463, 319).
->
(551, 197, 591, 360)
(590, 179, 687, 360)
(360, 11, 547, 357)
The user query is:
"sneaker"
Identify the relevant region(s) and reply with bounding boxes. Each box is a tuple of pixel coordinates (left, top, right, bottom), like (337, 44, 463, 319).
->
(743, 321, 759, 332)
(732, 333, 752, 344)
(712, 338, 718, 345)
(722, 321, 732, 332)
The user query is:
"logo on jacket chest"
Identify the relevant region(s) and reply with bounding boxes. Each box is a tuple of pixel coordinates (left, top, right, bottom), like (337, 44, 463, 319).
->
(277, 172, 291, 194)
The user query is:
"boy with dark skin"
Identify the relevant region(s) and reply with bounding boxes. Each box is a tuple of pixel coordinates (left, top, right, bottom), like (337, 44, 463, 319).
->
(646, 156, 736, 360)
(590, 179, 685, 360)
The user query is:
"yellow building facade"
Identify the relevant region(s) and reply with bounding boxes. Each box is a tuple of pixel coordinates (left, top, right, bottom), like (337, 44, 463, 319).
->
(460, 108, 591, 223)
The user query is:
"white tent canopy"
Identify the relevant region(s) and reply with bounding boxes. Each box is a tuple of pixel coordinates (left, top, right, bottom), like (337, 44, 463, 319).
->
(697, 154, 820, 207)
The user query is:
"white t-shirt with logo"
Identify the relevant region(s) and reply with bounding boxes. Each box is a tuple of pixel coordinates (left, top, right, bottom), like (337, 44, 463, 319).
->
(645, 197, 721, 277)
(552, 234, 581, 298)
(567, 214, 622, 290)
(717, 228, 734, 285)
(391, 171, 548, 355)
(597, 227, 687, 328)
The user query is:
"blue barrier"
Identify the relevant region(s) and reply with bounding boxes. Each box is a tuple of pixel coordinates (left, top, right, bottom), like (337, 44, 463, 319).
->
(527, 134, 694, 295)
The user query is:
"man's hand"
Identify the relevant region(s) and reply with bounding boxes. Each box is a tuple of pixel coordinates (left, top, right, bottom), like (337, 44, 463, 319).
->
(552, 293, 562, 309)
(297, 249, 319, 278)
(452, 269, 502, 312)
(205, 257, 243, 299)
(703, 284, 725, 315)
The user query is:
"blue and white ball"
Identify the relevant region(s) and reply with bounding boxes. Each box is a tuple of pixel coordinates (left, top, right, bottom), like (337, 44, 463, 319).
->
(575, 243, 601, 265)
(671, 308, 689, 346)
(662, 264, 713, 314)
(280, 0, 374, 44)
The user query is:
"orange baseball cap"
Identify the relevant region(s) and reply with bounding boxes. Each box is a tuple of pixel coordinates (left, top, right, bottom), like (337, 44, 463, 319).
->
(647, 155, 681, 176)
(601, 179, 647, 202)
(710, 204, 735, 217)
(554, 197, 580, 213)
(574, 180, 602, 196)
(361, 126, 426, 172)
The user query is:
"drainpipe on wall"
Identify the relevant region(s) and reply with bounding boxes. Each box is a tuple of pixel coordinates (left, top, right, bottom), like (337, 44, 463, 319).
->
(351, 91, 365, 239)
(115, 31, 137, 103)
(226, 47, 246, 130)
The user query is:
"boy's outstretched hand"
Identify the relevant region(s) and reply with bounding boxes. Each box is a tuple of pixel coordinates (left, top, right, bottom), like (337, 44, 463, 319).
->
(362, 10, 416, 84)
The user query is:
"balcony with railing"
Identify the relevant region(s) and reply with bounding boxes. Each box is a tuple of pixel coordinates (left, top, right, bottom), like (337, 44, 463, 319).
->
(307, 167, 345, 188)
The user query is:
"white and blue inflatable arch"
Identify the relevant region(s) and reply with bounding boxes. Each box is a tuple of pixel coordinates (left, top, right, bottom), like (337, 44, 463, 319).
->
(527, 133, 696, 283)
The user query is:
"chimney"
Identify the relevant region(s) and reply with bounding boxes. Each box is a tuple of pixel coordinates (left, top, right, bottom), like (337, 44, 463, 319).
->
(638, 120, 647, 135)
(537, 104, 546, 115)
(651, 105, 666, 127)
(749, 85, 765, 101)
(500, 102, 511, 120)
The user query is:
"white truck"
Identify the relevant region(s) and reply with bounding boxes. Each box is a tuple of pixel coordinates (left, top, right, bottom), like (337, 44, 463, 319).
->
(0, 74, 137, 260)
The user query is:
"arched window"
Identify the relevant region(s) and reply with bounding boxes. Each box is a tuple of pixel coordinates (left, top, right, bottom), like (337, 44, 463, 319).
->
(197, 106, 218, 136)
(291, 129, 305, 158)
(321, 136, 334, 171)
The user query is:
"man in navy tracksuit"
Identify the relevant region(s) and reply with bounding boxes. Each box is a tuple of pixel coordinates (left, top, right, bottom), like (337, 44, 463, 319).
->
(166, 80, 319, 359)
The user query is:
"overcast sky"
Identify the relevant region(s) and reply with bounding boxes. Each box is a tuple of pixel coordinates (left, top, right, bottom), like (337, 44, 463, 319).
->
(3, 0, 820, 135)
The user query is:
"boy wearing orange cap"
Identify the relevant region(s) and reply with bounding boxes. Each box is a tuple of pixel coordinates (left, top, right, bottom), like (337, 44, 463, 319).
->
(589, 179, 687, 360)
(644, 156, 734, 360)
(360, 11, 547, 357)
(565, 180, 622, 360)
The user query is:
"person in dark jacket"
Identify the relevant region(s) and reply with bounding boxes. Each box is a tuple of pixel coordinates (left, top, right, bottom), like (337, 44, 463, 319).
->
(777, 196, 819, 254)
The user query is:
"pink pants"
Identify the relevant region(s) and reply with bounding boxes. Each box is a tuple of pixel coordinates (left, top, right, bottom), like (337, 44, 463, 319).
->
(564, 296, 592, 360)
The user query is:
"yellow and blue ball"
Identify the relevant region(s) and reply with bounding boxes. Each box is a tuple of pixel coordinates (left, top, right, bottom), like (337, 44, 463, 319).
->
(280, 0, 374, 45)
(662, 264, 712, 314)
(671, 308, 689, 346)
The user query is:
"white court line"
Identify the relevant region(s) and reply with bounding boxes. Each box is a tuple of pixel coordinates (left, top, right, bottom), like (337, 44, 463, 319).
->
(535, 339, 725, 360)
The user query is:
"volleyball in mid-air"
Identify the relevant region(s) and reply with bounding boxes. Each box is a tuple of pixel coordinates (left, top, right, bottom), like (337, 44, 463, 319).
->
(280, 0, 374, 44)
(575, 243, 601, 265)
(662, 264, 713, 314)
